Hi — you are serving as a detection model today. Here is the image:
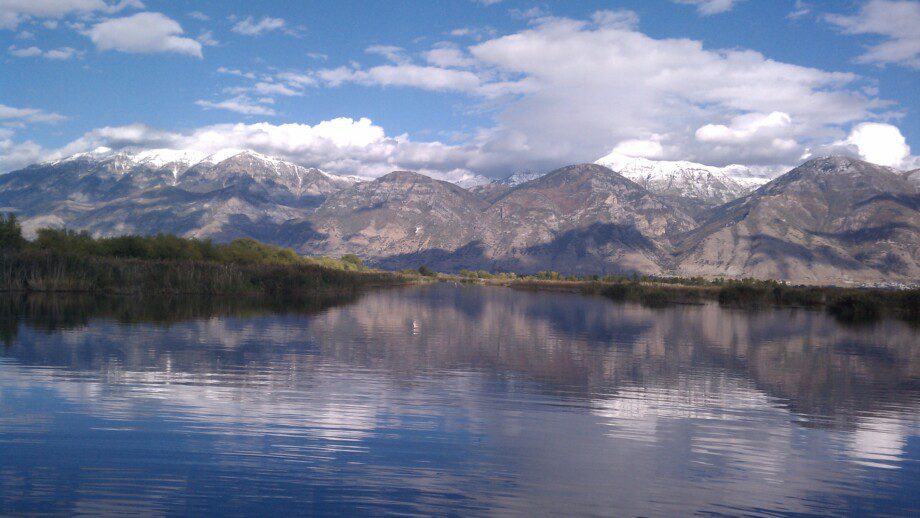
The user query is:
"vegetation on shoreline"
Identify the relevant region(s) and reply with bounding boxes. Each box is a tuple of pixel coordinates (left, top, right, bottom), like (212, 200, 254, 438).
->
(444, 268, 920, 323)
(0, 215, 405, 295)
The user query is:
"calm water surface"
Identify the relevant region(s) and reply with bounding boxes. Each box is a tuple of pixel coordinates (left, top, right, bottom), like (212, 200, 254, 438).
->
(0, 284, 918, 516)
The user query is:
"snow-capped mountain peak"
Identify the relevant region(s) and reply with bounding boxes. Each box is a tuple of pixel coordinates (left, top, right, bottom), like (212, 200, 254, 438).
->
(595, 153, 767, 204)
(133, 149, 208, 168)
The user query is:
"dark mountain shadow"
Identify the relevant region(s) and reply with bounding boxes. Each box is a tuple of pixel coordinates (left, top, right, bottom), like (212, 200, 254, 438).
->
(373, 241, 496, 271)
(745, 234, 863, 277)
(524, 222, 657, 255)
(372, 223, 659, 274)
(808, 223, 915, 244)
(853, 192, 920, 211)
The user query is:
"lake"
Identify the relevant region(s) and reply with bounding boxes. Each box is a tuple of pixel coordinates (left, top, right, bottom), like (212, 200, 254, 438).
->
(1, 284, 918, 516)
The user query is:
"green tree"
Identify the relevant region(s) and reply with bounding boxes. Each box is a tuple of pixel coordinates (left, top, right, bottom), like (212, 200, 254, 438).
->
(0, 214, 27, 251)
(340, 254, 363, 268)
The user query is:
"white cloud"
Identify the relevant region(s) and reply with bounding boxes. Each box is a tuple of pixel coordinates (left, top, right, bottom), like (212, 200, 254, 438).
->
(231, 16, 286, 36)
(0, 0, 143, 30)
(456, 14, 879, 169)
(217, 67, 256, 80)
(841, 122, 912, 168)
(610, 138, 664, 159)
(423, 43, 477, 68)
(43, 46, 78, 59)
(671, 0, 741, 16)
(787, 0, 812, 20)
(365, 44, 409, 64)
(188, 11, 209, 21)
(248, 11, 895, 174)
(695, 111, 800, 163)
(195, 97, 276, 116)
(0, 103, 65, 123)
(86, 12, 202, 57)
(196, 30, 219, 47)
(825, 0, 920, 69)
(315, 64, 485, 93)
(233, 82, 301, 97)
(0, 137, 45, 172)
(9, 45, 79, 59)
(8, 45, 41, 57)
(28, 118, 481, 180)
(275, 71, 316, 87)
(448, 26, 497, 41)
(591, 9, 640, 29)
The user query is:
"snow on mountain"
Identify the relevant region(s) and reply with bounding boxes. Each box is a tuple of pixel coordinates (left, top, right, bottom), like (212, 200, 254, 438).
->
(49, 147, 357, 181)
(494, 170, 545, 186)
(595, 153, 767, 205)
(449, 173, 492, 189)
(134, 149, 208, 168)
(907, 169, 920, 189)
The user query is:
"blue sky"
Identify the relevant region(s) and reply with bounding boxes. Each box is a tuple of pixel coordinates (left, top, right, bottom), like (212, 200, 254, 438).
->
(1, 0, 918, 179)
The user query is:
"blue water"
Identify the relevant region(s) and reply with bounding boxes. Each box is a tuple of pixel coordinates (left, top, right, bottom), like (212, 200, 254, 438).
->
(1, 285, 918, 516)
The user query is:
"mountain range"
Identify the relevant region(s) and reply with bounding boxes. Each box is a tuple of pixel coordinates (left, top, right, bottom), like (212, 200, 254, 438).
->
(1, 148, 918, 285)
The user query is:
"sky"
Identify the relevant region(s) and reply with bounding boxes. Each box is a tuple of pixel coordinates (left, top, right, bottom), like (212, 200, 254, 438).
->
(1, 0, 919, 181)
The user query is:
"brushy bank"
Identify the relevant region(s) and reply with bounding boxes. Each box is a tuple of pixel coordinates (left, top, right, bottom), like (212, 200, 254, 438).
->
(0, 216, 405, 295)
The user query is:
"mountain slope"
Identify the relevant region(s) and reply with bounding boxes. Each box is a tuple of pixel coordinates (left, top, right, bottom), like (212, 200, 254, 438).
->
(290, 171, 491, 265)
(676, 157, 920, 284)
(481, 164, 697, 274)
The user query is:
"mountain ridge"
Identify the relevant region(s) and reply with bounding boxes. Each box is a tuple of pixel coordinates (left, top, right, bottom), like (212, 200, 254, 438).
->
(1, 151, 917, 284)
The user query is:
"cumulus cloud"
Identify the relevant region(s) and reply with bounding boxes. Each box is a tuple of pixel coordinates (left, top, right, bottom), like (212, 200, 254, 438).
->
(695, 111, 800, 163)
(454, 13, 879, 170)
(226, 10, 895, 175)
(825, 0, 920, 69)
(841, 122, 912, 168)
(609, 138, 665, 159)
(231, 16, 286, 36)
(0, 0, 143, 30)
(671, 0, 741, 16)
(0, 138, 45, 173)
(86, 12, 202, 57)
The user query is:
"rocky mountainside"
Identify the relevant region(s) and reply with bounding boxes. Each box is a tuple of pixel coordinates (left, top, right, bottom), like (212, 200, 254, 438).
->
(479, 164, 697, 274)
(0, 149, 355, 238)
(675, 156, 920, 284)
(286, 171, 490, 265)
(288, 164, 698, 275)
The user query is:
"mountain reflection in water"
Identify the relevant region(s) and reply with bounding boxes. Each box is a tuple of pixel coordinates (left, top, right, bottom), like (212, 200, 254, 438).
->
(1, 284, 918, 516)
